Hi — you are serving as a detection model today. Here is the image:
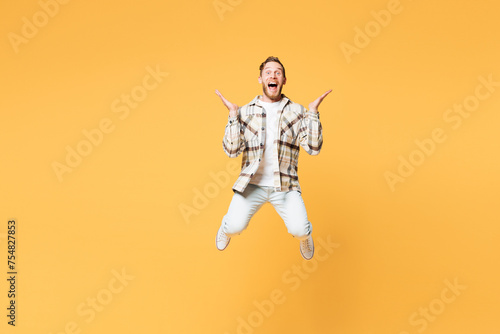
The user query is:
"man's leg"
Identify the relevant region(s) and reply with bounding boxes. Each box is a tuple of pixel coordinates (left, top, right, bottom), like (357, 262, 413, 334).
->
(216, 184, 267, 250)
(270, 190, 314, 259)
(270, 190, 312, 239)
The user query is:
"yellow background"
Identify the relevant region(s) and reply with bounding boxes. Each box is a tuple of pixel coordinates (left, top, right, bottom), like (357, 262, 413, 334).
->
(1, 0, 499, 333)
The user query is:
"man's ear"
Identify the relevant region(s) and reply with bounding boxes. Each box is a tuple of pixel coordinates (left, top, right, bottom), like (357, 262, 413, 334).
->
(258, 76, 262, 84)
(283, 77, 287, 85)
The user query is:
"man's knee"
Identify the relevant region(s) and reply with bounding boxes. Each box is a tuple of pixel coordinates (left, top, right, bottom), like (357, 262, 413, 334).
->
(287, 221, 312, 239)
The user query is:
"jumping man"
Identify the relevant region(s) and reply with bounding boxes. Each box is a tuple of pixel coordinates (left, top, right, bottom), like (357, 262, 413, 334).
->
(215, 56, 331, 260)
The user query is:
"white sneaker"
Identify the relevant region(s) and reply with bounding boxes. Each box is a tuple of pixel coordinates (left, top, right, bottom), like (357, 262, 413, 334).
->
(300, 235, 314, 260)
(216, 225, 231, 251)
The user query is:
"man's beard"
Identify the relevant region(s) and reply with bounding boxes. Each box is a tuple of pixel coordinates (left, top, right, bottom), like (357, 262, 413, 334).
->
(262, 83, 282, 101)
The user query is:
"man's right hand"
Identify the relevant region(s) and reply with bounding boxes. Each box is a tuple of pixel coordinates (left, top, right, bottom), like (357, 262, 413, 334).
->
(215, 89, 239, 117)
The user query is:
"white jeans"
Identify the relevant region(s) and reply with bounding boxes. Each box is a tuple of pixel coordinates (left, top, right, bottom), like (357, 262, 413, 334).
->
(221, 184, 312, 240)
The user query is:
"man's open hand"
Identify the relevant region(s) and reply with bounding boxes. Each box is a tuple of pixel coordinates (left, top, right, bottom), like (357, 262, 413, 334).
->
(308, 89, 332, 113)
(215, 89, 239, 117)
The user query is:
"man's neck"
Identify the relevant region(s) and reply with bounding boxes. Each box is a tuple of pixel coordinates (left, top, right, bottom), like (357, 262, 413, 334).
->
(260, 95, 282, 103)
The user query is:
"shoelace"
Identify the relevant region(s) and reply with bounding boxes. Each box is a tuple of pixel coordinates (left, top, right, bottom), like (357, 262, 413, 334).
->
(218, 230, 229, 242)
(301, 239, 312, 252)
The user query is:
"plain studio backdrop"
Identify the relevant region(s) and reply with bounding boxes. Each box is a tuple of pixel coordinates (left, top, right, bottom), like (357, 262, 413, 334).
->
(1, 0, 499, 333)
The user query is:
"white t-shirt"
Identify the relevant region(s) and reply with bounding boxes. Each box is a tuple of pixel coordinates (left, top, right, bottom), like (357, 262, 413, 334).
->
(249, 100, 281, 187)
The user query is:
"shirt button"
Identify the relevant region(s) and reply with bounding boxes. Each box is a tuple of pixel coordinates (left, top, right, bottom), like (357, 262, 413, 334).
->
(259, 158, 261, 161)
(260, 143, 263, 146)
(261, 112, 265, 116)
(261, 127, 264, 130)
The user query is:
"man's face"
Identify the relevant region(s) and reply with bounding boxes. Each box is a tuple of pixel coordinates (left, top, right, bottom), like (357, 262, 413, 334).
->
(258, 62, 286, 102)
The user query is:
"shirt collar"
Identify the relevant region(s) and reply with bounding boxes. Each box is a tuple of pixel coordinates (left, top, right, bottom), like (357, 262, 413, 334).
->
(249, 95, 291, 109)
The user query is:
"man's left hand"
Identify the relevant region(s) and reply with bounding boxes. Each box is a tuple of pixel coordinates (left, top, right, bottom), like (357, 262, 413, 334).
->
(308, 89, 332, 113)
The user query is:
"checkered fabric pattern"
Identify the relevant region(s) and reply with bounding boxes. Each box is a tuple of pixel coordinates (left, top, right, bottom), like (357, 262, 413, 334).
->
(222, 95, 323, 193)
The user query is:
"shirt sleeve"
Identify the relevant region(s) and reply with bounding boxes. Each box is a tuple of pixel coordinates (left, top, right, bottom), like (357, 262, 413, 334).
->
(222, 113, 245, 158)
(298, 110, 323, 156)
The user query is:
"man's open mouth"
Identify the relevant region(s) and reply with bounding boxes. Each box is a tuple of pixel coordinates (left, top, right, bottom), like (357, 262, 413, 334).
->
(268, 82, 278, 90)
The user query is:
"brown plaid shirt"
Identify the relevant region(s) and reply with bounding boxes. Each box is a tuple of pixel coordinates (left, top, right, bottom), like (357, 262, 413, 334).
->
(222, 95, 323, 193)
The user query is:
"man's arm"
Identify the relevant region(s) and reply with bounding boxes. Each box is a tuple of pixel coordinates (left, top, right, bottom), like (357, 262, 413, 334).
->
(216, 90, 244, 158)
(298, 90, 332, 155)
